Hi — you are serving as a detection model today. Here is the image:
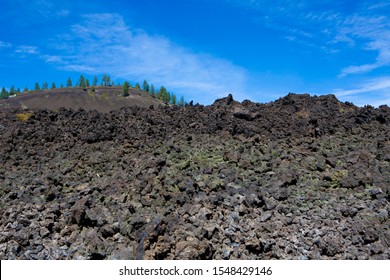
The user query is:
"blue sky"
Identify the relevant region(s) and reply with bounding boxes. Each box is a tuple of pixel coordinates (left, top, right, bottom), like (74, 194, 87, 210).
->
(1, 0, 390, 106)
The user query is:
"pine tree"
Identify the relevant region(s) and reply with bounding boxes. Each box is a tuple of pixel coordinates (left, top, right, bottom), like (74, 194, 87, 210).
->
(51, 82, 56, 89)
(0, 87, 8, 99)
(142, 80, 150, 92)
(42, 82, 48, 90)
(78, 75, 86, 88)
(122, 81, 130, 97)
(60, 84, 64, 88)
(178, 96, 185, 106)
(9, 85, 16, 95)
(92, 76, 97, 87)
(135, 82, 141, 89)
(157, 86, 164, 100)
(157, 86, 170, 103)
(23, 87, 29, 92)
(171, 93, 177, 105)
(163, 92, 170, 103)
(102, 74, 111, 86)
(66, 77, 72, 87)
(86, 79, 90, 87)
(34, 83, 40, 91)
(150, 84, 155, 94)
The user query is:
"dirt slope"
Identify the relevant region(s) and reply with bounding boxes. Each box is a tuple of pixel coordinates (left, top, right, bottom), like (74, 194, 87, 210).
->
(0, 93, 389, 260)
(0, 87, 162, 112)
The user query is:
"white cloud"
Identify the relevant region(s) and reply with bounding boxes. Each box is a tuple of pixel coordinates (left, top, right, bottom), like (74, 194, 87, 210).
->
(15, 0, 70, 19)
(226, 0, 390, 75)
(225, 0, 306, 14)
(40, 54, 63, 63)
(338, 15, 390, 76)
(224, 0, 343, 55)
(333, 78, 390, 96)
(339, 63, 378, 77)
(332, 77, 390, 106)
(0, 41, 12, 48)
(15, 45, 38, 54)
(42, 13, 249, 104)
(56, 9, 70, 17)
(367, 1, 390, 10)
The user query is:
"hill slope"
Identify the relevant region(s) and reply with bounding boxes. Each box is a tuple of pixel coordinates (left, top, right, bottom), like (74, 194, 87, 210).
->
(0, 86, 163, 112)
(0, 93, 389, 260)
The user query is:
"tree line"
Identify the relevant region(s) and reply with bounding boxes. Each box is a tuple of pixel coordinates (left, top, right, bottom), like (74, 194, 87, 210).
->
(1, 74, 186, 106)
(121, 80, 185, 106)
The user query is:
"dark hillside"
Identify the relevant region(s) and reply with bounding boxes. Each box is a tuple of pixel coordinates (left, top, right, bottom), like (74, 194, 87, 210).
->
(0, 93, 389, 260)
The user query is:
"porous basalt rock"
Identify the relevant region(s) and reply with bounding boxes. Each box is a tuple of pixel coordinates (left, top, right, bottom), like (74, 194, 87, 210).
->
(0, 94, 389, 259)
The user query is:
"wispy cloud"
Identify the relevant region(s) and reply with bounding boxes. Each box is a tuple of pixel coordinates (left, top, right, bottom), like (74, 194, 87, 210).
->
(221, 0, 390, 106)
(367, 1, 390, 10)
(12, 0, 70, 19)
(41, 13, 249, 104)
(0, 41, 12, 48)
(338, 14, 390, 76)
(56, 9, 70, 17)
(15, 45, 38, 54)
(40, 54, 63, 63)
(224, 0, 342, 54)
(332, 77, 390, 106)
(339, 63, 378, 76)
(225, 0, 390, 70)
(225, 0, 306, 14)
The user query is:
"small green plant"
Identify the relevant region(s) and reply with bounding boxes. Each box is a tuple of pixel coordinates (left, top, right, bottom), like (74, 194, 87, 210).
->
(330, 169, 348, 188)
(88, 89, 95, 96)
(101, 93, 109, 100)
(16, 112, 33, 122)
(271, 150, 280, 158)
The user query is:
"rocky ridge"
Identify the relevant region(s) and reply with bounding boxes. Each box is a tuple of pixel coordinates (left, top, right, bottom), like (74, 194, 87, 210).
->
(0, 93, 389, 259)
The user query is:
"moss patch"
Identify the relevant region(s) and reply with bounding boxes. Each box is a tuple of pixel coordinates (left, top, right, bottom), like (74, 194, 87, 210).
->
(16, 112, 33, 122)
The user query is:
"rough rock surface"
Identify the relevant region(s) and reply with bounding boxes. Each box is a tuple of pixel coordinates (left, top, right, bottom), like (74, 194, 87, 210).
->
(0, 93, 389, 260)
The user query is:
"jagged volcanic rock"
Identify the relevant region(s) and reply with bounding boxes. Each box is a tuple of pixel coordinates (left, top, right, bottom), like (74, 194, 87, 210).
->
(0, 93, 389, 259)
